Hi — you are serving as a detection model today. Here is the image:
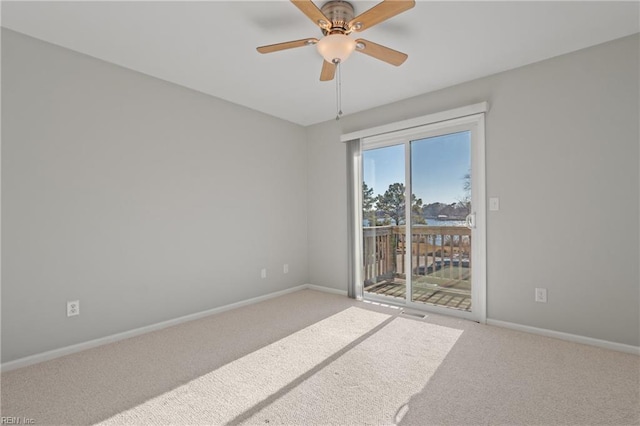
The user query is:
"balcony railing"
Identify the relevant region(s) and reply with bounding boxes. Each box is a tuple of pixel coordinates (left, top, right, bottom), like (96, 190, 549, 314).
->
(363, 225, 472, 310)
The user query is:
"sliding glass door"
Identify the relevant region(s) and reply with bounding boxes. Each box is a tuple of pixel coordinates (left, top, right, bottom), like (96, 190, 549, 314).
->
(409, 132, 472, 311)
(360, 114, 485, 322)
(362, 144, 407, 301)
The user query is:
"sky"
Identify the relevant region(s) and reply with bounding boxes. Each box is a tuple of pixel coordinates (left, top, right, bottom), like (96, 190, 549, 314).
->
(363, 131, 470, 205)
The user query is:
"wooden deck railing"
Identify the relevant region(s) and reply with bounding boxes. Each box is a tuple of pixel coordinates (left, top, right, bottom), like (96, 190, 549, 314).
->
(363, 225, 471, 284)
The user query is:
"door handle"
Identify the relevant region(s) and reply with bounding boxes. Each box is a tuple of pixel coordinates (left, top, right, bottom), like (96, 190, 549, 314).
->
(465, 213, 476, 229)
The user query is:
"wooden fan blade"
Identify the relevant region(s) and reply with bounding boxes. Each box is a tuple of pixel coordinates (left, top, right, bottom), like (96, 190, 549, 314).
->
(290, 0, 332, 30)
(355, 39, 408, 66)
(320, 60, 336, 81)
(348, 0, 415, 32)
(256, 38, 318, 54)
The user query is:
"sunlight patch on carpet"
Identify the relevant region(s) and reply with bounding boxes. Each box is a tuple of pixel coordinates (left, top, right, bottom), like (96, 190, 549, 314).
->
(98, 306, 391, 425)
(242, 317, 463, 425)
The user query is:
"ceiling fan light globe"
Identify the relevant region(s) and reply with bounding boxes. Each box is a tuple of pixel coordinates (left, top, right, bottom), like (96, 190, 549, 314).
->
(317, 34, 356, 64)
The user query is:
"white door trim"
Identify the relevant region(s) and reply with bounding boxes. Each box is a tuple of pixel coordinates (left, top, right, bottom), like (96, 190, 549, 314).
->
(341, 102, 489, 142)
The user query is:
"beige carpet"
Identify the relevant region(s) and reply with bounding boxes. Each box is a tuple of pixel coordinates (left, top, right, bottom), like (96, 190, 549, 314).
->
(1, 289, 639, 425)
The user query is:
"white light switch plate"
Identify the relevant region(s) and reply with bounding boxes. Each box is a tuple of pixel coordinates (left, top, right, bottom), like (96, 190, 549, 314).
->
(489, 197, 500, 211)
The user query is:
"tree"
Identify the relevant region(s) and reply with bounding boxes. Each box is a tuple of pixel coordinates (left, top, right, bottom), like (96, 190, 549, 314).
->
(412, 195, 426, 225)
(456, 171, 471, 215)
(376, 183, 404, 225)
(376, 183, 426, 225)
(362, 182, 377, 225)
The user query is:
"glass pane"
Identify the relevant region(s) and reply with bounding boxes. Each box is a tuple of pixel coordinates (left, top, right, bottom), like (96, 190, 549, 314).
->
(410, 131, 472, 311)
(362, 144, 407, 301)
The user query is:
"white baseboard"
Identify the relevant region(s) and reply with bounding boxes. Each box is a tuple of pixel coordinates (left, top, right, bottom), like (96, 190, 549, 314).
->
(486, 319, 640, 356)
(5, 288, 634, 372)
(305, 284, 348, 296)
(1, 284, 309, 372)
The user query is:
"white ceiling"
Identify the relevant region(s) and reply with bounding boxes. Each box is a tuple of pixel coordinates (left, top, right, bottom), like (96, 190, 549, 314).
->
(2, 1, 639, 126)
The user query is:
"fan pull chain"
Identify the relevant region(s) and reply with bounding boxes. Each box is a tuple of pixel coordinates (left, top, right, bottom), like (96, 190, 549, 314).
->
(335, 61, 343, 121)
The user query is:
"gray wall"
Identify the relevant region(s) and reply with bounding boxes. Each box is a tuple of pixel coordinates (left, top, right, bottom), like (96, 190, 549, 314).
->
(1, 29, 308, 362)
(3, 28, 639, 363)
(307, 34, 640, 347)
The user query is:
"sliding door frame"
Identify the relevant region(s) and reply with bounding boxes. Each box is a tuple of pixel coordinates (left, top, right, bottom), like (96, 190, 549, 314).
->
(354, 110, 487, 323)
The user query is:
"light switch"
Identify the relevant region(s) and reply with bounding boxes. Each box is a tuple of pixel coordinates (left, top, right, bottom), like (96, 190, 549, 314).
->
(489, 197, 500, 211)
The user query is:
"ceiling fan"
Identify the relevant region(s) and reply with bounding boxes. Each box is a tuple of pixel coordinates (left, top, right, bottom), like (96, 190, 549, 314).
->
(257, 0, 415, 81)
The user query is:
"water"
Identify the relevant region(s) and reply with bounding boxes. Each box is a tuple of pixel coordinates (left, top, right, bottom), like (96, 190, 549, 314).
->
(363, 218, 465, 227)
(363, 217, 468, 247)
(424, 218, 466, 227)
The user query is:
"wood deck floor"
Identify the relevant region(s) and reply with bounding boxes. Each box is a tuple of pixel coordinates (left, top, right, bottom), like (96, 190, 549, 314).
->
(365, 280, 472, 312)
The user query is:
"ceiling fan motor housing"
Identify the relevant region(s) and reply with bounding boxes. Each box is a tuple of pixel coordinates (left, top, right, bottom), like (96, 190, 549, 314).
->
(320, 1, 355, 35)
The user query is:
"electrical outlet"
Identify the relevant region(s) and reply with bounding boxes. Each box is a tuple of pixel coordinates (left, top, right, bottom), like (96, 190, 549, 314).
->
(283, 264, 289, 274)
(535, 288, 547, 303)
(261, 268, 267, 279)
(67, 300, 80, 317)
